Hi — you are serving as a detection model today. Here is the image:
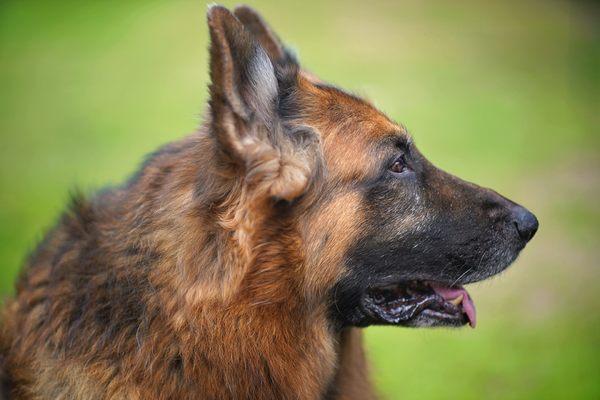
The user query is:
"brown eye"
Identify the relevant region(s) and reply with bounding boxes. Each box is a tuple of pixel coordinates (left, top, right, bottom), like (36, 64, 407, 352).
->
(389, 155, 408, 174)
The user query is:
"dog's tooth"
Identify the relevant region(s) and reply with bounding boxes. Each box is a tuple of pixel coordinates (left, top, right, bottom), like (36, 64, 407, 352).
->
(449, 294, 464, 306)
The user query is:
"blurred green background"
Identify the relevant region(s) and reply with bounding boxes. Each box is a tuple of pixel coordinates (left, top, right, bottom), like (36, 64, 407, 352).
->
(0, 0, 598, 398)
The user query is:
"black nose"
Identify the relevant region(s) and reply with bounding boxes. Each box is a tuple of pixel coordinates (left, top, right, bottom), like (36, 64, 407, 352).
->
(511, 206, 538, 242)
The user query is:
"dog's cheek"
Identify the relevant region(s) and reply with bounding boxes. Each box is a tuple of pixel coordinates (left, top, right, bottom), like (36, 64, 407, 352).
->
(299, 191, 364, 300)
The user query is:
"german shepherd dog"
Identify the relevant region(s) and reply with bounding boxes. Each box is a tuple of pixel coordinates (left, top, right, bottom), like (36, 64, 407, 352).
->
(0, 5, 538, 399)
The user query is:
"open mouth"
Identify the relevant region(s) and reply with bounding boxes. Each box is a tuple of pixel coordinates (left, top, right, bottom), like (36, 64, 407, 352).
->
(362, 281, 476, 328)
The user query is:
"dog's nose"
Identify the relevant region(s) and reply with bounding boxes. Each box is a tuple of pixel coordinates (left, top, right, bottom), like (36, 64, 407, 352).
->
(511, 205, 538, 242)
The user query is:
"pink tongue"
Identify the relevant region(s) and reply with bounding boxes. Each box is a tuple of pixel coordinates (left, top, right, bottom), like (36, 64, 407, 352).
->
(431, 284, 477, 328)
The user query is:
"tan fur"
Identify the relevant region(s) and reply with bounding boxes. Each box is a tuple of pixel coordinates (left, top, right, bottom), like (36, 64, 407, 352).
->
(0, 6, 384, 399)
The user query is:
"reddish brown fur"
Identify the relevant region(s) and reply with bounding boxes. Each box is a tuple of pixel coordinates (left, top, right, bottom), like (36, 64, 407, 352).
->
(0, 6, 390, 399)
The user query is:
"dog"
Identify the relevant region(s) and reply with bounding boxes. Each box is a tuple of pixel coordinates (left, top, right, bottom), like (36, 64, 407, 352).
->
(0, 5, 538, 399)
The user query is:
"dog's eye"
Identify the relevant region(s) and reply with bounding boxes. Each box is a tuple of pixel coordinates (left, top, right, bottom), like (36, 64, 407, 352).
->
(389, 155, 408, 174)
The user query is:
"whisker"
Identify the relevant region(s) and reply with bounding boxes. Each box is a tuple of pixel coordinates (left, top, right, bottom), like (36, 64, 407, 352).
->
(451, 267, 473, 287)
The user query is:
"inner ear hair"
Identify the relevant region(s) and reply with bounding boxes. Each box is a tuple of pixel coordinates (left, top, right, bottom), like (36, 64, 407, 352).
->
(207, 5, 279, 163)
(206, 6, 314, 203)
(207, 5, 278, 124)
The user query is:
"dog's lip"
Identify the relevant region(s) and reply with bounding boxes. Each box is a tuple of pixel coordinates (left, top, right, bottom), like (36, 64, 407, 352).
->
(361, 281, 477, 328)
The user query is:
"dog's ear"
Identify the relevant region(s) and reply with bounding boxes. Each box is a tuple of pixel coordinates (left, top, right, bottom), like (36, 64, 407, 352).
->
(207, 6, 317, 202)
(208, 5, 277, 132)
(233, 5, 293, 64)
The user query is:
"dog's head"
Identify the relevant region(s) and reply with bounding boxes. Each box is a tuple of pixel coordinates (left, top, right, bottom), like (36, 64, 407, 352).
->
(205, 6, 538, 329)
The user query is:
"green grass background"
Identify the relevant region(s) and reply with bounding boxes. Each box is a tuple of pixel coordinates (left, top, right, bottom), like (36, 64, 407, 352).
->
(0, 0, 598, 398)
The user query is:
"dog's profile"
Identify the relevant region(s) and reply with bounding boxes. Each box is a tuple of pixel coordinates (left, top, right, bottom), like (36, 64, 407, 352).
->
(0, 5, 538, 399)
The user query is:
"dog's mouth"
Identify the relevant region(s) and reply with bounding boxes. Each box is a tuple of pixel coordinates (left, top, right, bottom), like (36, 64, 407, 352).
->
(361, 281, 476, 328)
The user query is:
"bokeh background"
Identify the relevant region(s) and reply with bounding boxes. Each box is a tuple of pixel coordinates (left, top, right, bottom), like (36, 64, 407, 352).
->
(0, 0, 598, 398)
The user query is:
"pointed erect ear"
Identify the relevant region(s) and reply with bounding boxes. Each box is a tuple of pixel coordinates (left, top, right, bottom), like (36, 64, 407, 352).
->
(207, 6, 317, 202)
(208, 6, 277, 127)
(233, 5, 291, 63)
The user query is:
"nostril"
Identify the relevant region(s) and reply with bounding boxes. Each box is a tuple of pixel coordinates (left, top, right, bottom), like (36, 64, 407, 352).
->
(512, 206, 539, 242)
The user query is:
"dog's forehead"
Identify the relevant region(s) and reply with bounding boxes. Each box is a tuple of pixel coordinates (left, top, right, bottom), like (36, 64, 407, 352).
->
(298, 77, 408, 138)
(297, 76, 409, 181)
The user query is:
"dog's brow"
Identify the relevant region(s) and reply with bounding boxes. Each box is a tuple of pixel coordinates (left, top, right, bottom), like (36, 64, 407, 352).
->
(381, 131, 412, 148)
